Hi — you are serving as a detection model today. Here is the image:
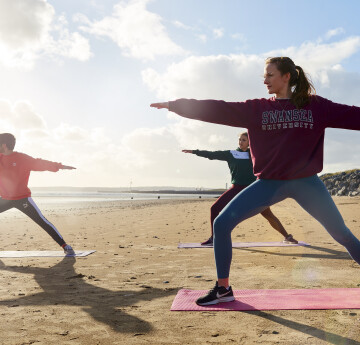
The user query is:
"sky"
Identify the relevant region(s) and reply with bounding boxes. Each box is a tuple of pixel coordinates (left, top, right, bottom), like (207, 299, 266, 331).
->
(0, 0, 359, 188)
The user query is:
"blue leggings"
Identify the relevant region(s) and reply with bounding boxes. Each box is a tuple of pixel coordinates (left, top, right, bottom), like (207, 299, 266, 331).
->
(213, 175, 360, 279)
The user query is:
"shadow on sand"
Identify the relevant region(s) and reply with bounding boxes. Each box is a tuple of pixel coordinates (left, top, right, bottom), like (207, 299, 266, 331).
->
(244, 310, 360, 345)
(238, 244, 353, 261)
(0, 258, 177, 334)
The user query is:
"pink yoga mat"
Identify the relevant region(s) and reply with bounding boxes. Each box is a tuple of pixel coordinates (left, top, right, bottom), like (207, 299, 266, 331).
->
(171, 288, 360, 311)
(178, 241, 309, 248)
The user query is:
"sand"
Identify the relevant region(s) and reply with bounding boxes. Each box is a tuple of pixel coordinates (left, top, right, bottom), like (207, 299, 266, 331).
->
(0, 196, 359, 345)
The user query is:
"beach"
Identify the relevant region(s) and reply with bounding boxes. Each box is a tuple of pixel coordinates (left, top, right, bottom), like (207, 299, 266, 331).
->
(0, 196, 359, 345)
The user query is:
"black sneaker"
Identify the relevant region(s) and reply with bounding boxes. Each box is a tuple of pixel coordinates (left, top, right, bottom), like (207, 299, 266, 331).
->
(196, 282, 235, 306)
(201, 236, 213, 246)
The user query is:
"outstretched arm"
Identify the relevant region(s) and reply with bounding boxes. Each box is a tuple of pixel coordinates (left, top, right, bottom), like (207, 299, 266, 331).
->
(28, 156, 75, 172)
(323, 97, 360, 130)
(151, 99, 254, 128)
(183, 149, 231, 161)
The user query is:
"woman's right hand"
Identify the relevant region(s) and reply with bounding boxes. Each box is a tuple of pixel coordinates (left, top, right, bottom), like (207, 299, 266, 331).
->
(182, 150, 193, 153)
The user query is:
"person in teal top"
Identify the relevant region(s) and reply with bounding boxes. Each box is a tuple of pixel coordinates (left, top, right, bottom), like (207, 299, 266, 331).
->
(183, 132, 298, 245)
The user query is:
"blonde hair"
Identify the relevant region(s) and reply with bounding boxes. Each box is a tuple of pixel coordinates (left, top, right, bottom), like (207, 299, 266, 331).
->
(239, 131, 248, 138)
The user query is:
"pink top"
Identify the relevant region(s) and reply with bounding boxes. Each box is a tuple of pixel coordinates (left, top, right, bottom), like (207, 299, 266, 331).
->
(169, 95, 360, 180)
(0, 152, 62, 200)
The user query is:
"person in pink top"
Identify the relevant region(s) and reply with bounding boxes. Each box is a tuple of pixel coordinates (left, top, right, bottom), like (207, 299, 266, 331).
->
(0, 133, 76, 255)
(151, 56, 360, 306)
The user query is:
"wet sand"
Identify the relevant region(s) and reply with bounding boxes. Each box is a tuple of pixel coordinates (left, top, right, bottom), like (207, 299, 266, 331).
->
(0, 197, 359, 344)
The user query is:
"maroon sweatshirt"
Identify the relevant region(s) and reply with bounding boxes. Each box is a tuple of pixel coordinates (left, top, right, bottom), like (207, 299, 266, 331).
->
(0, 152, 62, 200)
(169, 95, 360, 180)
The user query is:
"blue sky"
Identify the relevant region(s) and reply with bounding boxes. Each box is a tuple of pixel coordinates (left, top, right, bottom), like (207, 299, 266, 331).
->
(0, 0, 359, 187)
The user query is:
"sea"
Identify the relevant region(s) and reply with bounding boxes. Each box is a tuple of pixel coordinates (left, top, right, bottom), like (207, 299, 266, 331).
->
(0, 188, 222, 218)
(30, 189, 222, 204)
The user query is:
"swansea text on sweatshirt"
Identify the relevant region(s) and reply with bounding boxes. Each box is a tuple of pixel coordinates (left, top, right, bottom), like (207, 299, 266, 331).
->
(169, 96, 360, 180)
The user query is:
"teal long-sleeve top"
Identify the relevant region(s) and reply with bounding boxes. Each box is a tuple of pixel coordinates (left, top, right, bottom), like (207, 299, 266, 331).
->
(192, 148, 257, 186)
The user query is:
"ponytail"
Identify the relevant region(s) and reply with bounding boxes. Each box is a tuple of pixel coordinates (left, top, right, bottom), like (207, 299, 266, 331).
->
(292, 65, 316, 109)
(265, 57, 316, 109)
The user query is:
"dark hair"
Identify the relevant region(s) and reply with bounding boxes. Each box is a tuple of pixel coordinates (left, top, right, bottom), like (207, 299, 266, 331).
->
(0, 133, 16, 150)
(265, 57, 316, 108)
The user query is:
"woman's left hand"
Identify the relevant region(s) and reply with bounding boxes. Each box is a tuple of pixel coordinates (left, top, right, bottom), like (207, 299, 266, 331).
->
(60, 165, 76, 170)
(150, 102, 169, 110)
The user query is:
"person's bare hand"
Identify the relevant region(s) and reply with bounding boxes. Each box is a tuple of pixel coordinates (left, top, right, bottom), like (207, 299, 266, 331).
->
(182, 150, 193, 154)
(150, 102, 169, 109)
(60, 165, 76, 170)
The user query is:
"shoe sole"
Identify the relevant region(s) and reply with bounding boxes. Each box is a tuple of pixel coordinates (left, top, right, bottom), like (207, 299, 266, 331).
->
(196, 296, 235, 306)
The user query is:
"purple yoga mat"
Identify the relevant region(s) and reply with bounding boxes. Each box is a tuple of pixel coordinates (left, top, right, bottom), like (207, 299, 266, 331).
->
(178, 241, 309, 248)
(171, 288, 360, 311)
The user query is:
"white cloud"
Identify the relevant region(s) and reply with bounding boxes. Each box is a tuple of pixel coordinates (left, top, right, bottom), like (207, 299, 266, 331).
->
(78, 0, 185, 61)
(22, 129, 50, 140)
(123, 127, 176, 153)
(316, 68, 360, 106)
(142, 54, 265, 100)
(0, 0, 54, 49)
(196, 34, 207, 43)
(231, 33, 246, 42)
(169, 118, 237, 149)
(143, 36, 360, 100)
(142, 35, 360, 184)
(54, 123, 90, 142)
(0, 98, 241, 187)
(173, 20, 192, 30)
(45, 26, 92, 62)
(2, 32, 359, 187)
(323, 129, 360, 174)
(0, 99, 47, 131)
(213, 27, 224, 39)
(119, 120, 240, 186)
(0, 0, 91, 68)
(267, 36, 360, 84)
(325, 27, 345, 40)
(209, 134, 226, 145)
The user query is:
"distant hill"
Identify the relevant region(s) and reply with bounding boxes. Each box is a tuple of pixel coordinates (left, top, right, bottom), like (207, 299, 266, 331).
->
(320, 169, 360, 196)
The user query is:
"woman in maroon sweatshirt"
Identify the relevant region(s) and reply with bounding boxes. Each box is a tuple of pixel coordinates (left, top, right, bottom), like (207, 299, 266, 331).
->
(0, 133, 76, 255)
(151, 56, 360, 306)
